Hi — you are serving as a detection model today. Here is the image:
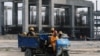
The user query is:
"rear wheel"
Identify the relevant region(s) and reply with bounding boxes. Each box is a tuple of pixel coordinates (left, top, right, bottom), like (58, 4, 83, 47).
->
(25, 49, 33, 56)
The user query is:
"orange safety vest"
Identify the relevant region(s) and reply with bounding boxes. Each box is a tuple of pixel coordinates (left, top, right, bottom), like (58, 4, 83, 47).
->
(50, 36, 58, 51)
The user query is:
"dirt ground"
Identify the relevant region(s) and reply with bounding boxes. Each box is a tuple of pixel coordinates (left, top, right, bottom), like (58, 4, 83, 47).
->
(0, 38, 100, 56)
(0, 51, 100, 56)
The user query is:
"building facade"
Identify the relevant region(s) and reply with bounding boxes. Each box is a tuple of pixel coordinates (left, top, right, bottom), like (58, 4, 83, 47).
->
(0, 0, 94, 39)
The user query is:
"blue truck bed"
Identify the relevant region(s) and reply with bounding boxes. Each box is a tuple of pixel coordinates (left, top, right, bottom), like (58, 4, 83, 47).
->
(18, 35, 39, 48)
(18, 34, 49, 48)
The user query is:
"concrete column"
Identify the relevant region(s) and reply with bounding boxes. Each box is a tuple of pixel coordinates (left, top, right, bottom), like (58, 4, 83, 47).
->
(45, 6, 49, 25)
(0, 2, 4, 34)
(12, 2, 18, 26)
(22, 0, 29, 32)
(36, 0, 42, 32)
(65, 8, 70, 25)
(49, 0, 54, 27)
(88, 6, 94, 38)
(4, 7, 8, 26)
(30, 7, 34, 24)
(71, 5, 75, 37)
(86, 13, 89, 26)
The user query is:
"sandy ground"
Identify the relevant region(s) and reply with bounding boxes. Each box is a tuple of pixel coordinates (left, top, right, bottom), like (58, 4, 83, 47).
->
(0, 51, 100, 56)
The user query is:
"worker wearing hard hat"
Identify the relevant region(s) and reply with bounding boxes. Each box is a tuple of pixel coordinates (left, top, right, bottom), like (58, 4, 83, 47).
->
(51, 28, 55, 33)
(27, 27, 36, 36)
(58, 31, 69, 39)
(58, 31, 63, 38)
(22, 32, 27, 36)
(50, 27, 56, 35)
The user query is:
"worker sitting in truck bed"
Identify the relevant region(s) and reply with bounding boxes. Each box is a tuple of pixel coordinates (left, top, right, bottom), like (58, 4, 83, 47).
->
(22, 32, 27, 36)
(58, 31, 63, 38)
(27, 27, 36, 36)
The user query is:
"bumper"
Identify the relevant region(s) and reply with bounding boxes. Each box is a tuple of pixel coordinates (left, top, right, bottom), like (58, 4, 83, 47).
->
(56, 47, 69, 56)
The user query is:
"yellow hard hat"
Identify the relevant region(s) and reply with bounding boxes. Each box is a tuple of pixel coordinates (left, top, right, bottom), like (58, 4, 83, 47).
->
(23, 32, 27, 35)
(59, 31, 63, 34)
(51, 27, 55, 31)
(30, 27, 34, 31)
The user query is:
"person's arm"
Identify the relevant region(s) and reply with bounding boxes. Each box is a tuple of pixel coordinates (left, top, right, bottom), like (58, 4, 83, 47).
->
(27, 32, 31, 36)
(56, 36, 59, 39)
(32, 32, 36, 36)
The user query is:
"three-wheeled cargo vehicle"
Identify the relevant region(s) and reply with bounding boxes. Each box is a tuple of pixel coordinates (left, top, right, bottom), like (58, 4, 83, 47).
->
(18, 33, 70, 56)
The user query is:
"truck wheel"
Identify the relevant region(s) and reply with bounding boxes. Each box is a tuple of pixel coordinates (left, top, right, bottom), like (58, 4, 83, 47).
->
(60, 51, 69, 56)
(21, 47, 25, 52)
(25, 49, 33, 56)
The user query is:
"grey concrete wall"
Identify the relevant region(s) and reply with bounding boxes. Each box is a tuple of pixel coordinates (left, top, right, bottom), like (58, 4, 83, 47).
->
(0, 0, 13, 2)
(1, 0, 93, 7)
(54, 0, 85, 4)
(54, 0, 93, 7)
(68, 0, 85, 1)
(54, 0, 67, 4)
(0, 0, 22, 3)
(67, 0, 93, 7)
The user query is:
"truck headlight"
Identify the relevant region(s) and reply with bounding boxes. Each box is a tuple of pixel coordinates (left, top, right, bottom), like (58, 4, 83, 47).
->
(62, 46, 70, 50)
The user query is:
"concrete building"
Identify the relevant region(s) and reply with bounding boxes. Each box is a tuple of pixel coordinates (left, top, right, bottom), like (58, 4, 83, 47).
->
(78, 11, 100, 39)
(0, 0, 94, 39)
(93, 11, 100, 39)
